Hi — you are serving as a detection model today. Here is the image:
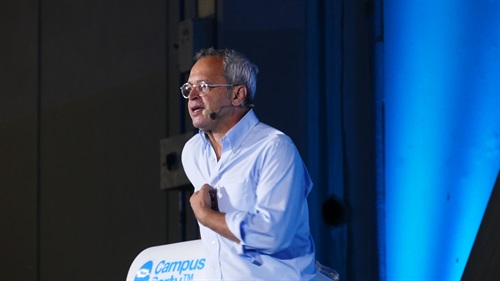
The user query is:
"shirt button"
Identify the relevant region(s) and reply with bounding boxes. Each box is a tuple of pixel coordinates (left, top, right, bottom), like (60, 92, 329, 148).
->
(212, 240, 216, 245)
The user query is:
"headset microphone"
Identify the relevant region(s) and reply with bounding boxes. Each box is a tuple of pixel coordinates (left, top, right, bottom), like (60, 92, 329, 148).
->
(202, 108, 217, 120)
(202, 105, 234, 120)
(202, 104, 254, 120)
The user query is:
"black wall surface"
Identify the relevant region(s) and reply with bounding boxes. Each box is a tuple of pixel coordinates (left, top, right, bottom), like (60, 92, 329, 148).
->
(0, 0, 379, 280)
(1, 1, 169, 280)
(461, 172, 500, 280)
(0, 2, 39, 280)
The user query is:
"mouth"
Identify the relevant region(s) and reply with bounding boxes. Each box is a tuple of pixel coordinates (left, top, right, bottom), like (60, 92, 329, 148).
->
(190, 104, 205, 115)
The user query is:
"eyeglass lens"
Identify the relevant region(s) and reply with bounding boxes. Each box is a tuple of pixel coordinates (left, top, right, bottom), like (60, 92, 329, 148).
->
(181, 82, 209, 98)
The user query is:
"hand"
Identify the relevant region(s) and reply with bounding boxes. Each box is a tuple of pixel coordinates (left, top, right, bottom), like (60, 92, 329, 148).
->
(209, 187, 219, 211)
(189, 184, 240, 243)
(190, 184, 217, 222)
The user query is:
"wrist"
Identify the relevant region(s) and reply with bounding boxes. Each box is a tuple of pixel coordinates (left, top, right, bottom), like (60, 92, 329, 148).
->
(197, 206, 215, 226)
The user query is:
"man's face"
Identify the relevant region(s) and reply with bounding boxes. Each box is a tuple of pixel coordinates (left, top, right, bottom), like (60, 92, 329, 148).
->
(186, 56, 232, 131)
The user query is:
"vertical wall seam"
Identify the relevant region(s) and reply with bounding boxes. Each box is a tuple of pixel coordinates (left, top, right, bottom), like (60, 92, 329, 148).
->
(36, 0, 42, 280)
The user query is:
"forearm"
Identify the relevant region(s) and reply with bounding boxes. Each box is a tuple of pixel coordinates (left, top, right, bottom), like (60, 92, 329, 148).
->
(190, 184, 240, 244)
(196, 207, 240, 243)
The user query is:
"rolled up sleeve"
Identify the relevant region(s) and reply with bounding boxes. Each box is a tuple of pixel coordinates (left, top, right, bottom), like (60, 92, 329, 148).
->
(225, 137, 312, 257)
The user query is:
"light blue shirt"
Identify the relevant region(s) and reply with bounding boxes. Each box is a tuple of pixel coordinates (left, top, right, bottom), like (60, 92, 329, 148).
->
(182, 110, 317, 280)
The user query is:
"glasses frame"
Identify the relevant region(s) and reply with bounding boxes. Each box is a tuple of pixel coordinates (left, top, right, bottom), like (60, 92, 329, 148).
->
(180, 81, 237, 99)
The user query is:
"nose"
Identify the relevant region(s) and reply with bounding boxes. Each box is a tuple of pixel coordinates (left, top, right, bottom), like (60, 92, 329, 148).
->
(187, 87, 202, 100)
(187, 89, 197, 100)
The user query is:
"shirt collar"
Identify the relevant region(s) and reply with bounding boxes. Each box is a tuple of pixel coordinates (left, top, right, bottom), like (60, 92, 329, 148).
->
(198, 109, 259, 153)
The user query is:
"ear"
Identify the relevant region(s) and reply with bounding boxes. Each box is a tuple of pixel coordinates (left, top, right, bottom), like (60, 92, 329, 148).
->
(231, 86, 247, 107)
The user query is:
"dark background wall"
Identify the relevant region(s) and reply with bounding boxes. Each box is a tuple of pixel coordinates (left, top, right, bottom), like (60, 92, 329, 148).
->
(0, 0, 378, 280)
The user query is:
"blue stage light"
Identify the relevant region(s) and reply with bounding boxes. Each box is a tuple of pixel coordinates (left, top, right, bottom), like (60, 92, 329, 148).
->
(384, 0, 500, 279)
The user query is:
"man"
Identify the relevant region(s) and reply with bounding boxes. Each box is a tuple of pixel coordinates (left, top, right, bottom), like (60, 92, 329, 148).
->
(181, 48, 317, 280)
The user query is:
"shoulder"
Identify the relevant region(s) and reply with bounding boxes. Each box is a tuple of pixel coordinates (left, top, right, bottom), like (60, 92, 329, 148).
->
(184, 133, 202, 148)
(246, 122, 298, 156)
(254, 122, 294, 145)
(181, 133, 203, 160)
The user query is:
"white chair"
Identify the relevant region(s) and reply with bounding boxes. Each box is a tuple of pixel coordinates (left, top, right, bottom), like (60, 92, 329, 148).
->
(127, 239, 339, 280)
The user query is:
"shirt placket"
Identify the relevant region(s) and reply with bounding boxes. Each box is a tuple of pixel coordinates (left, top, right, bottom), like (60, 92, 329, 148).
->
(206, 139, 230, 280)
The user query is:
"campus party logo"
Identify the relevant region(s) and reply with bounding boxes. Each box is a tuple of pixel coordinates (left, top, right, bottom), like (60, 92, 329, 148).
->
(134, 261, 153, 281)
(135, 258, 205, 281)
(154, 258, 205, 276)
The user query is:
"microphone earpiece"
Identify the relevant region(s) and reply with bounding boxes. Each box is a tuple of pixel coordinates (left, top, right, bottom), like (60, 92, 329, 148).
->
(202, 103, 248, 121)
(202, 109, 213, 117)
(202, 108, 217, 120)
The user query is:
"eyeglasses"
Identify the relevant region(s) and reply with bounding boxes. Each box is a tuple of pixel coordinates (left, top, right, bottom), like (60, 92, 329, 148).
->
(180, 81, 237, 99)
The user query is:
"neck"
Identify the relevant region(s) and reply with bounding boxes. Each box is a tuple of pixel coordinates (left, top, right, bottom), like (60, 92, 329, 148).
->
(206, 133, 223, 161)
(204, 107, 250, 160)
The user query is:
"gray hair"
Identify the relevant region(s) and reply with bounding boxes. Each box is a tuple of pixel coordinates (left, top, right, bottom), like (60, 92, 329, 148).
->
(195, 48, 259, 107)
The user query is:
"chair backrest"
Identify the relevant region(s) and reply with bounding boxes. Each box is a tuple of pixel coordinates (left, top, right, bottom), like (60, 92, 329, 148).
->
(127, 239, 339, 281)
(126, 239, 207, 281)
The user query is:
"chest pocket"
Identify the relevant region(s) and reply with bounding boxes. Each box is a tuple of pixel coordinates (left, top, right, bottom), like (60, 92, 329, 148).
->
(216, 176, 257, 213)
